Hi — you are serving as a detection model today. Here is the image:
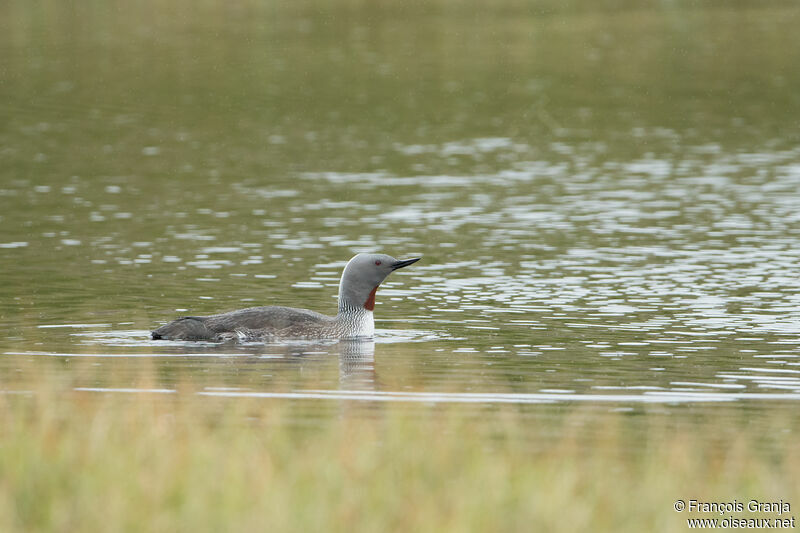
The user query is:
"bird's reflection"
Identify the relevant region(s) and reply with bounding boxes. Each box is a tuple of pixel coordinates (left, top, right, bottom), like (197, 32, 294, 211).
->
(337, 339, 376, 390)
(155, 336, 379, 392)
(233, 338, 377, 389)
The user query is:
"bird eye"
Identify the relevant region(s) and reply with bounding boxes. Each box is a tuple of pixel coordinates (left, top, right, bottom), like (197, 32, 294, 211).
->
(375, 260, 382, 266)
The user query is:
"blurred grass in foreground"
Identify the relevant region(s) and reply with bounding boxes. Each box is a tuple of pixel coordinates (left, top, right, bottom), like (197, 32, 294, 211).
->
(1, 371, 799, 532)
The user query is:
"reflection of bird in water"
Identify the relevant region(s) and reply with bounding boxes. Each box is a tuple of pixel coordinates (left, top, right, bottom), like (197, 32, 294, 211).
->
(151, 253, 420, 342)
(338, 339, 376, 390)
(229, 339, 378, 390)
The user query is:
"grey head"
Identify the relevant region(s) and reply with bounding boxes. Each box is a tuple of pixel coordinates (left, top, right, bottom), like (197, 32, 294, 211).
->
(338, 253, 421, 312)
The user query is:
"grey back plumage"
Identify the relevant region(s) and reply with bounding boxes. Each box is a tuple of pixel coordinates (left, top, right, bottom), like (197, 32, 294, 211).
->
(151, 306, 335, 341)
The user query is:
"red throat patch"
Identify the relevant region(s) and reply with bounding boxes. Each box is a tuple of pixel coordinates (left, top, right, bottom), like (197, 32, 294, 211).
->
(364, 286, 378, 311)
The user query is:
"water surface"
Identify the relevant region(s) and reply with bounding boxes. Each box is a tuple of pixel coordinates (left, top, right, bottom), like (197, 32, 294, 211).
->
(2, 1, 800, 424)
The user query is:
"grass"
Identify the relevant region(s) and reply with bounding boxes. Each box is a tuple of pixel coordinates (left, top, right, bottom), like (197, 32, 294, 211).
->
(1, 372, 799, 533)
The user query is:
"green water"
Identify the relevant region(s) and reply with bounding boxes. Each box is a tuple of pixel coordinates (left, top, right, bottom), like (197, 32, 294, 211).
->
(2, 1, 800, 415)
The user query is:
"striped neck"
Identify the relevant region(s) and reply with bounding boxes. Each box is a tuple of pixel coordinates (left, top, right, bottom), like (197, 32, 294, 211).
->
(336, 302, 375, 339)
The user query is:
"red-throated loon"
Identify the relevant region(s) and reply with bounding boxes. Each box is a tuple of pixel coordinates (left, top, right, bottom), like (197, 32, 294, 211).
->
(151, 253, 421, 341)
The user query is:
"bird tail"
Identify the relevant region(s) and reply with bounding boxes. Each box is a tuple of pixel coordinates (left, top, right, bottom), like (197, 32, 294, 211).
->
(151, 317, 213, 341)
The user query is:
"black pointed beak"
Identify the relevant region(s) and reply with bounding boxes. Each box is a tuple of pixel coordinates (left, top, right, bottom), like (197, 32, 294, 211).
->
(391, 257, 421, 270)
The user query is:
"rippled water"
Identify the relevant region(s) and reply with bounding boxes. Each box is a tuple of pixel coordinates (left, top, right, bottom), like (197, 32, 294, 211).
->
(2, 1, 800, 415)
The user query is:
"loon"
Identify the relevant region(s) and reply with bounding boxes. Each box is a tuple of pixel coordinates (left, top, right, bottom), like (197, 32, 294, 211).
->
(151, 253, 420, 342)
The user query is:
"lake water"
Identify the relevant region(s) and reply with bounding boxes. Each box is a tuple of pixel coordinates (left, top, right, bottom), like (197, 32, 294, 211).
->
(2, 1, 800, 421)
